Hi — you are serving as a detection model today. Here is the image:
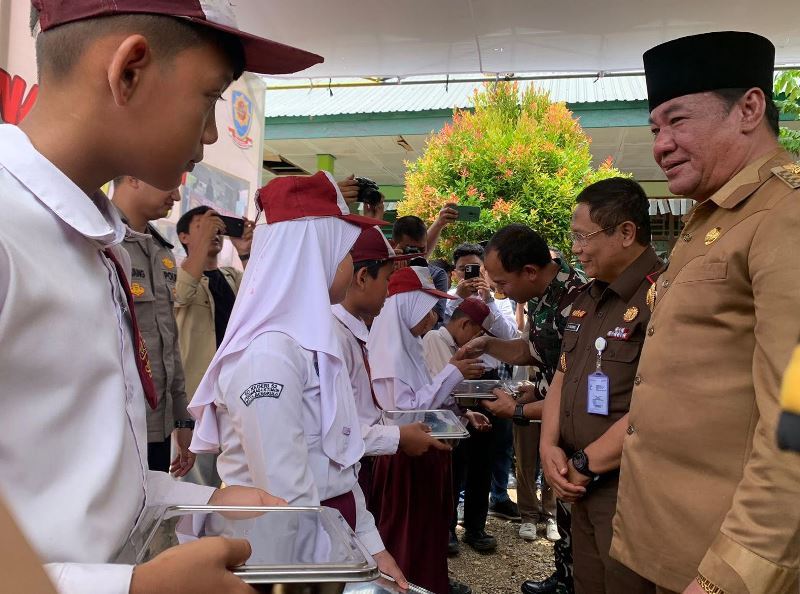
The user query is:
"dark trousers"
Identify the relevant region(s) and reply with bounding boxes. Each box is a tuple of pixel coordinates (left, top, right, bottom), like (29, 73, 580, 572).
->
(554, 499, 575, 594)
(489, 417, 513, 503)
(147, 437, 171, 473)
(570, 477, 654, 594)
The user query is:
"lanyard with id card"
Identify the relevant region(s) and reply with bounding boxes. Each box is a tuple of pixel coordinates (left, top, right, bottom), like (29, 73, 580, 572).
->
(587, 337, 610, 416)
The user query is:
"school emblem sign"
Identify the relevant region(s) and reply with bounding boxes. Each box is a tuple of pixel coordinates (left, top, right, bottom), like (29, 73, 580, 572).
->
(228, 90, 254, 149)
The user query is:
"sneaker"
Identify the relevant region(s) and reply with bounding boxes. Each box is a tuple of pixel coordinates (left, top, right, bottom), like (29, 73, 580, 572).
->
(448, 531, 460, 556)
(518, 522, 538, 541)
(545, 518, 560, 542)
(463, 530, 497, 552)
(457, 501, 465, 526)
(449, 578, 472, 594)
(488, 498, 521, 521)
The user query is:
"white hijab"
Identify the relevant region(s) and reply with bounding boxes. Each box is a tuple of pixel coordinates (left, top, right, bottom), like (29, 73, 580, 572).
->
(189, 216, 363, 469)
(367, 288, 439, 392)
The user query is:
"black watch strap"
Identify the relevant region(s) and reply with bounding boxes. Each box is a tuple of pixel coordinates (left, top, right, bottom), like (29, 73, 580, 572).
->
(513, 404, 529, 426)
(175, 419, 195, 430)
(571, 449, 599, 481)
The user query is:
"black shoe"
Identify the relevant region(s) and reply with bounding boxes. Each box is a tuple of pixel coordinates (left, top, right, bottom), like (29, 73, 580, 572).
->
(462, 530, 497, 552)
(449, 578, 472, 594)
(488, 498, 521, 521)
(521, 574, 558, 594)
(448, 531, 460, 556)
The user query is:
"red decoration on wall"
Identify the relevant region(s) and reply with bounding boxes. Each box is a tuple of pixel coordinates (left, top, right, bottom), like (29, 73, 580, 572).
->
(0, 69, 39, 125)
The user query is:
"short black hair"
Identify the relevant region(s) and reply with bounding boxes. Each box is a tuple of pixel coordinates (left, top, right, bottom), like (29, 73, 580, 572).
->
(575, 178, 651, 246)
(176, 205, 213, 253)
(452, 243, 484, 266)
(714, 88, 780, 137)
(485, 224, 551, 272)
(31, 11, 246, 81)
(429, 258, 454, 275)
(353, 260, 387, 280)
(392, 216, 427, 243)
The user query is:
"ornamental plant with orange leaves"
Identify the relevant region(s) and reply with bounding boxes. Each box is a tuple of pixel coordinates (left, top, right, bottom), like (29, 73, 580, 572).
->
(400, 81, 628, 257)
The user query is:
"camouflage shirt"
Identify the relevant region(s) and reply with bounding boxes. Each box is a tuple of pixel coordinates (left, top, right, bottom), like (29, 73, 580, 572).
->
(526, 258, 587, 399)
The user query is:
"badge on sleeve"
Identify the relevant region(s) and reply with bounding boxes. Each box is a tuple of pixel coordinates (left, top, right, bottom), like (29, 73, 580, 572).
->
(240, 382, 284, 406)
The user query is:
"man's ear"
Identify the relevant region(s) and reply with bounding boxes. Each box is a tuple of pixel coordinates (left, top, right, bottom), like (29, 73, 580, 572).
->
(107, 34, 152, 107)
(619, 221, 638, 247)
(522, 264, 538, 283)
(737, 87, 768, 134)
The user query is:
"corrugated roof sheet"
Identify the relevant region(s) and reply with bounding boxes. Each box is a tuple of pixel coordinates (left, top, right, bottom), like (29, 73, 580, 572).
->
(264, 76, 647, 118)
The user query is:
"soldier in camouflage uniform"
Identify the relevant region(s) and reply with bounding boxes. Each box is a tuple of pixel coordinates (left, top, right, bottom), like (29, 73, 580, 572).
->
(466, 225, 586, 594)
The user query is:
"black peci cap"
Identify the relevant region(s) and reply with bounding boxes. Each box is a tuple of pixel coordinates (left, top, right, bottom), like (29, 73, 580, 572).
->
(643, 31, 775, 112)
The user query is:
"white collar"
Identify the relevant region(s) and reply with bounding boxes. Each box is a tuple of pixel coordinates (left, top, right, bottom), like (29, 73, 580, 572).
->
(436, 326, 457, 349)
(0, 125, 125, 246)
(332, 303, 370, 344)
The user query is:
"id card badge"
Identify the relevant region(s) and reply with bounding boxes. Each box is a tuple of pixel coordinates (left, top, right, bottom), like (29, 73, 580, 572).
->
(587, 337, 610, 416)
(587, 372, 610, 416)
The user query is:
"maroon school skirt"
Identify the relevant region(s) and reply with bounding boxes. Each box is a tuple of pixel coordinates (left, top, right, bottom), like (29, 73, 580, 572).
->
(368, 449, 453, 594)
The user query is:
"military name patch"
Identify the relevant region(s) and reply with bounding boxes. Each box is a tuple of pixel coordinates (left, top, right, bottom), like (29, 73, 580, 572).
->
(131, 268, 146, 279)
(565, 322, 581, 332)
(240, 382, 284, 406)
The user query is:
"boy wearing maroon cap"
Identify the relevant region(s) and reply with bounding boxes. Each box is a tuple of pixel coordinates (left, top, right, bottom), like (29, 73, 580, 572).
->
(0, 2, 319, 593)
(332, 226, 450, 498)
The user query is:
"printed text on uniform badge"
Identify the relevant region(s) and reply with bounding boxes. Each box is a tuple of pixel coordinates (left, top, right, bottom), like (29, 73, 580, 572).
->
(241, 382, 284, 406)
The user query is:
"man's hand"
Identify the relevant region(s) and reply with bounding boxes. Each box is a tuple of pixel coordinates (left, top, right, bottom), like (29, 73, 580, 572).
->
(130, 537, 257, 594)
(398, 422, 452, 456)
(465, 410, 492, 432)
(454, 278, 491, 300)
(681, 579, 706, 594)
(338, 175, 360, 204)
(431, 205, 458, 230)
(541, 444, 587, 502)
(186, 210, 226, 256)
(462, 336, 491, 359)
(373, 550, 409, 590)
(230, 218, 255, 257)
(566, 460, 592, 495)
(170, 428, 196, 478)
(208, 485, 287, 507)
(481, 388, 516, 419)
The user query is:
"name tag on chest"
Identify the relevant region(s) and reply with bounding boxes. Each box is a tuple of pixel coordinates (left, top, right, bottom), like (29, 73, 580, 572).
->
(587, 372, 609, 416)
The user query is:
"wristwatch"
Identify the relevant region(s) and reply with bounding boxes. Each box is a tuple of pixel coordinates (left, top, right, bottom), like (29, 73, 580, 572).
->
(513, 404, 530, 426)
(570, 449, 599, 481)
(174, 420, 195, 430)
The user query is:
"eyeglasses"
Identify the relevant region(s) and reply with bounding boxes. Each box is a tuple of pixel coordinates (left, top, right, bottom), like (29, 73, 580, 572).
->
(569, 224, 619, 246)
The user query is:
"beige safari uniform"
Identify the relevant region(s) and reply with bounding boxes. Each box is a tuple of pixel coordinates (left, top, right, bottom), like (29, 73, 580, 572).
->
(611, 149, 800, 594)
(118, 209, 190, 442)
(174, 265, 242, 397)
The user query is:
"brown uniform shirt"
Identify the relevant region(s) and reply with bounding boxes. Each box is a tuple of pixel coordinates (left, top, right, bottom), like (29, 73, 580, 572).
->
(611, 150, 800, 594)
(559, 247, 661, 454)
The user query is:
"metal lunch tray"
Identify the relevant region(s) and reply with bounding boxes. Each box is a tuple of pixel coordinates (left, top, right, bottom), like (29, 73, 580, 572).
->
(136, 505, 379, 585)
(381, 409, 470, 440)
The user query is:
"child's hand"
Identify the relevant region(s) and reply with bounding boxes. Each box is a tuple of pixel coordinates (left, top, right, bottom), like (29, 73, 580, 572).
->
(465, 410, 492, 432)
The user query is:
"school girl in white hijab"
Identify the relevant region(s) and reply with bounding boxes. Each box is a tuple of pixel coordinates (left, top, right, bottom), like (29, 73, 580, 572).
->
(188, 172, 407, 587)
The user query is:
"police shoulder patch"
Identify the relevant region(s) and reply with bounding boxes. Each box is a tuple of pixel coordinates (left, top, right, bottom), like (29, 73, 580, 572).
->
(240, 382, 284, 406)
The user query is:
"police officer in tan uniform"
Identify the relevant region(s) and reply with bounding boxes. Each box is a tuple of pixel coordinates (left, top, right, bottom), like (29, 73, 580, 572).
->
(112, 177, 196, 476)
(531, 178, 661, 594)
(610, 32, 800, 594)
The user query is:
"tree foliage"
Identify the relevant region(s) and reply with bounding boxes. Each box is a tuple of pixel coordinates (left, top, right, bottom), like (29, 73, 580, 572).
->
(400, 82, 627, 257)
(775, 70, 800, 155)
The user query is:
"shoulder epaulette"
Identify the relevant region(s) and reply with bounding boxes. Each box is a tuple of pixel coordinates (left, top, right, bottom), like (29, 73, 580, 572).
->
(771, 162, 800, 189)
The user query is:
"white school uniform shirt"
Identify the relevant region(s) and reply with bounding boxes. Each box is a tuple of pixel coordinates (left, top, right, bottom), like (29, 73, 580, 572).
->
(211, 331, 385, 555)
(0, 125, 215, 594)
(444, 289, 520, 340)
(422, 326, 462, 377)
(331, 304, 400, 456)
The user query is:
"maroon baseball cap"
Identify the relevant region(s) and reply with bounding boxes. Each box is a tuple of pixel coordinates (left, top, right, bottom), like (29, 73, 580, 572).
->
(456, 297, 490, 327)
(351, 226, 415, 264)
(31, 0, 323, 75)
(388, 266, 455, 300)
(256, 171, 386, 229)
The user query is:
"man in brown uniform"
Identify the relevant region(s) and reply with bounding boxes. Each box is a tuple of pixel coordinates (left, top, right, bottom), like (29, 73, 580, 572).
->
(610, 32, 800, 594)
(539, 177, 661, 594)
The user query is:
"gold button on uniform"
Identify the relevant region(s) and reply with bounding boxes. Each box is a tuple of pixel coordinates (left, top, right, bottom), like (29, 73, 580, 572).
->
(647, 327, 655, 337)
(626, 425, 635, 435)
(634, 375, 642, 385)
(662, 279, 670, 289)
(682, 233, 692, 242)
